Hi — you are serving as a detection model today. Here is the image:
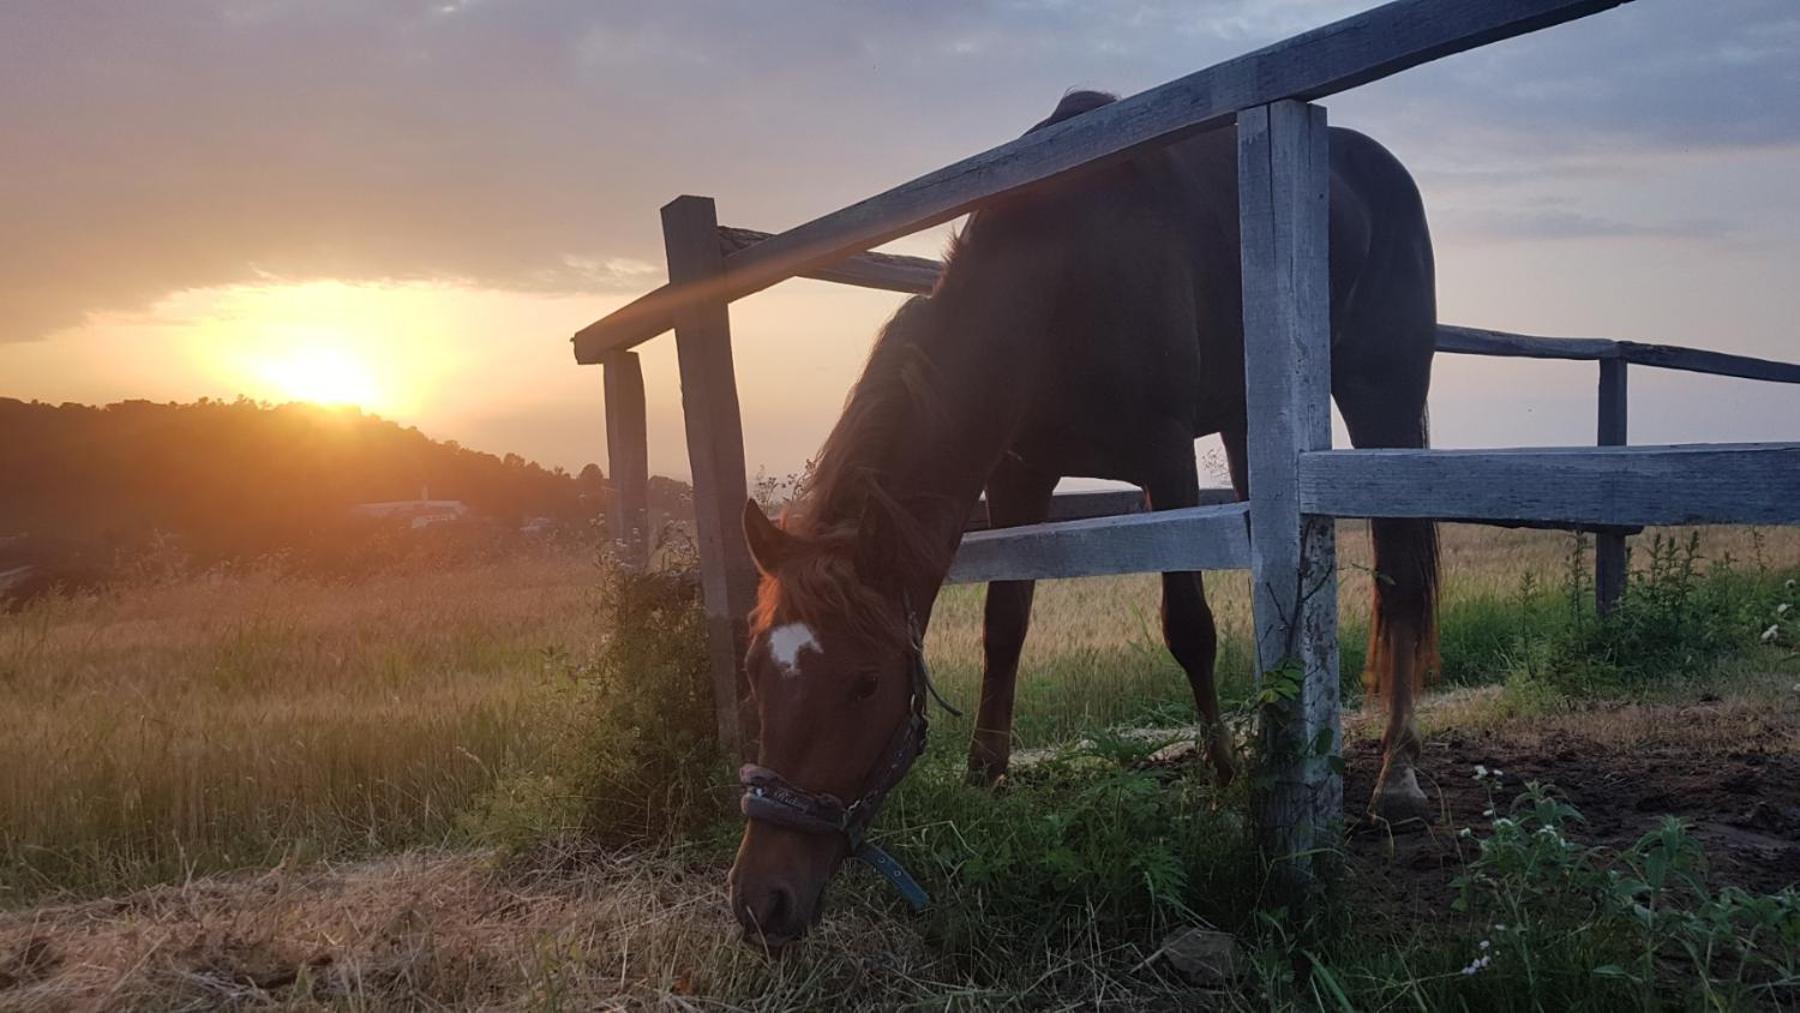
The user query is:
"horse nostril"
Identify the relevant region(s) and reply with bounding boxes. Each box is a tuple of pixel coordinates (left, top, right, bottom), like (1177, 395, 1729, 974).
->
(743, 883, 798, 942)
(763, 884, 794, 930)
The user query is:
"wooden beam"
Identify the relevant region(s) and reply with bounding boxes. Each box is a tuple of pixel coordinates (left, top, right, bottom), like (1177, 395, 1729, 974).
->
(1239, 100, 1340, 905)
(1594, 360, 1629, 614)
(962, 486, 1237, 531)
(1617, 341, 1800, 384)
(717, 227, 940, 295)
(662, 196, 758, 760)
(1433, 324, 1619, 361)
(572, 0, 1629, 361)
(1299, 443, 1800, 527)
(945, 503, 1250, 584)
(602, 351, 650, 571)
(689, 237, 1800, 390)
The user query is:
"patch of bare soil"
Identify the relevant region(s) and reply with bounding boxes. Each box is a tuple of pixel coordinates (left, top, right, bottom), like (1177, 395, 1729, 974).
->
(1341, 687, 1800, 932)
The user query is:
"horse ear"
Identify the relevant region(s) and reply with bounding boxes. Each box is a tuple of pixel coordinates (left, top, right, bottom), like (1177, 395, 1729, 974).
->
(742, 499, 791, 576)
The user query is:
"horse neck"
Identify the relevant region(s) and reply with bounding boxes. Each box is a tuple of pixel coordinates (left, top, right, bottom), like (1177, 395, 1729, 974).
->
(860, 285, 1041, 605)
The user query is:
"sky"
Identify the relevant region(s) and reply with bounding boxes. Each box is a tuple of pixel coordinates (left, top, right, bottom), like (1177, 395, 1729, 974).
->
(3, 0, 1798, 485)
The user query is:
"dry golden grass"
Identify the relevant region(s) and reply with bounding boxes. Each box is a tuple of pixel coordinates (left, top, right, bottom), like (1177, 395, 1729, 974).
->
(0, 552, 606, 902)
(3, 522, 1797, 909)
(2, 669, 1792, 1011)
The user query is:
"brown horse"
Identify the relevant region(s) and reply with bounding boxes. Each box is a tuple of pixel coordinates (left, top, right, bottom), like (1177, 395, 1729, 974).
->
(728, 91, 1439, 948)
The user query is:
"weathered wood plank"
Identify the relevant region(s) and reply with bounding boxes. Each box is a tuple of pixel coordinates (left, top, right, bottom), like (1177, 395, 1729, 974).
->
(1617, 341, 1800, 385)
(1435, 326, 1800, 383)
(962, 486, 1238, 531)
(946, 503, 1250, 584)
(717, 227, 941, 295)
(662, 196, 758, 759)
(699, 235, 1800, 390)
(602, 351, 650, 571)
(1299, 443, 1800, 527)
(572, 0, 1628, 361)
(1433, 324, 1619, 361)
(1594, 359, 1629, 614)
(1239, 100, 1340, 904)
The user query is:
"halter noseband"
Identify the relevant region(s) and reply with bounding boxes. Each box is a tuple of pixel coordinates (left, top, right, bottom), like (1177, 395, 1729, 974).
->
(738, 603, 958, 912)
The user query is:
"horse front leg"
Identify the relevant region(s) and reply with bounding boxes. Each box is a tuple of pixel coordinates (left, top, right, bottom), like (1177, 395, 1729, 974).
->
(966, 461, 1058, 786)
(1145, 447, 1236, 784)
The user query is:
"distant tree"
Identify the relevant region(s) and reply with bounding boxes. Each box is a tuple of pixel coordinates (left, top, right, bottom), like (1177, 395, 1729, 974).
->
(0, 398, 692, 562)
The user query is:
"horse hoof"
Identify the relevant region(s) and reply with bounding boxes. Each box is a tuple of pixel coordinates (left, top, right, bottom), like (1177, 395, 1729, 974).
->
(964, 762, 1007, 788)
(1369, 766, 1431, 824)
(1208, 746, 1237, 787)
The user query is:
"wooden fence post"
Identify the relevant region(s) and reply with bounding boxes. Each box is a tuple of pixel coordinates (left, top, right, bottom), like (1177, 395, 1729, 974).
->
(603, 350, 651, 571)
(662, 195, 757, 760)
(1238, 100, 1341, 908)
(1595, 358, 1628, 614)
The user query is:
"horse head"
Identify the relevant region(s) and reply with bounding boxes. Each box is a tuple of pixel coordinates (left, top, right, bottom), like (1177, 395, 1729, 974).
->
(727, 499, 940, 950)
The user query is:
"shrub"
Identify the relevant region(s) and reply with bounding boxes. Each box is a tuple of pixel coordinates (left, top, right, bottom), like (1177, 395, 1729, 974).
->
(1444, 777, 1800, 1009)
(1504, 533, 1782, 702)
(464, 567, 728, 851)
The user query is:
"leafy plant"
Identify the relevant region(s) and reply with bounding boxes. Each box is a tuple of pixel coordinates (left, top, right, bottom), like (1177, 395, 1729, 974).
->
(464, 566, 727, 851)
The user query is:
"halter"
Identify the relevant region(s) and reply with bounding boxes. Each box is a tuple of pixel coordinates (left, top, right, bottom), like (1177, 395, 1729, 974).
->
(738, 602, 959, 912)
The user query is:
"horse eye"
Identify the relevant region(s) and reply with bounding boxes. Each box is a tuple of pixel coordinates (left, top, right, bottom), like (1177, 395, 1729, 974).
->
(850, 671, 880, 701)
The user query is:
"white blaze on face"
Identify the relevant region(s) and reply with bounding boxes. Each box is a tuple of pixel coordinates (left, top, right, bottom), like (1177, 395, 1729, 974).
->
(766, 622, 821, 677)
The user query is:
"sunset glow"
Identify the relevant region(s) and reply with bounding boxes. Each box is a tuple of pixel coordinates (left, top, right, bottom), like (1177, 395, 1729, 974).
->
(256, 342, 380, 408)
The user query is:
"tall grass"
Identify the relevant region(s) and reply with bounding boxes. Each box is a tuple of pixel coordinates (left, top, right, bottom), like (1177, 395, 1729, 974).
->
(0, 551, 602, 901)
(3, 523, 1798, 906)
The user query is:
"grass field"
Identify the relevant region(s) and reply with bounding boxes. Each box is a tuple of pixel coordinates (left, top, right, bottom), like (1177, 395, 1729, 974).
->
(2, 524, 1798, 1008)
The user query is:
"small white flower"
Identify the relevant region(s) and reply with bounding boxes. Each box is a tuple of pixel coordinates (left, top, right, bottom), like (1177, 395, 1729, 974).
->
(1479, 939, 1490, 950)
(1778, 603, 1792, 617)
(1494, 923, 1507, 932)
(1474, 764, 1489, 779)
(1458, 827, 1473, 839)
(1483, 807, 1496, 817)
(1492, 769, 1504, 779)
(1761, 625, 1782, 645)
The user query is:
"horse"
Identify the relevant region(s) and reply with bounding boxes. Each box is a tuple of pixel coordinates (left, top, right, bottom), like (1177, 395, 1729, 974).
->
(727, 90, 1439, 948)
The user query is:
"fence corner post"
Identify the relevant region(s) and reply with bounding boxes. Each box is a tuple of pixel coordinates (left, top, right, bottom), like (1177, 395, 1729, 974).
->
(662, 194, 757, 760)
(603, 350, 651, 571)
(1239, 99, 1341, 912)
(1595, 358, 1628, 614)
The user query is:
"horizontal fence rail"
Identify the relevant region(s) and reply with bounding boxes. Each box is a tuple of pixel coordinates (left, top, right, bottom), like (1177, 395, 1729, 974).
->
(946, 503, 1251, 584)
(1436, 325, 1800, 383)
(714, 226, 1800, 385)
(573, 0, 1628, 363)
(963, 486, 1237, 531)
(1299, 443, 1800, 527)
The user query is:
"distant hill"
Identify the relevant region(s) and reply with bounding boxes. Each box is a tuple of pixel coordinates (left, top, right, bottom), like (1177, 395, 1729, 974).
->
(0, 397, 683, 567)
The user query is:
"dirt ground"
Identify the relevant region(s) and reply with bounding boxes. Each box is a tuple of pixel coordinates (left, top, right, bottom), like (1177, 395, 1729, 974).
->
(1340, 682, 1800, 931)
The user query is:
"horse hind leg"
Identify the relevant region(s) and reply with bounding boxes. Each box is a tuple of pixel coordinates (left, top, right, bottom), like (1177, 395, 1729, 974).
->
(966, 461, 1058, 786)
(1339, 393, 1440, 822)
(1365, 514, 1439, 821)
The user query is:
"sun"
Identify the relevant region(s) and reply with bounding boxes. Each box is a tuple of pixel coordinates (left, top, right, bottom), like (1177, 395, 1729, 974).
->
(258, 344, 381, 408)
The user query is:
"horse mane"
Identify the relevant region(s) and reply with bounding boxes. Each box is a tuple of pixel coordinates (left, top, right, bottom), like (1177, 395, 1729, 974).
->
(752, 297, 951, 645)
(752, 92, 1122, 644)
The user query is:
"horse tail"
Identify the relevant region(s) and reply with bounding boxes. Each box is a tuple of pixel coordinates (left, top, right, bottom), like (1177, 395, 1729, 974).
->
(1363, 411, 1440, 700)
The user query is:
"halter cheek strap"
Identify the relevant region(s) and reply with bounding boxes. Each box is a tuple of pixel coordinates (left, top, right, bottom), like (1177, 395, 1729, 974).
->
(737, 603, 956, 912)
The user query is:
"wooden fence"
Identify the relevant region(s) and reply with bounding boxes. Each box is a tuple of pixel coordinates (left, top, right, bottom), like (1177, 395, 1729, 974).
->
(569, 0, 1800, 901)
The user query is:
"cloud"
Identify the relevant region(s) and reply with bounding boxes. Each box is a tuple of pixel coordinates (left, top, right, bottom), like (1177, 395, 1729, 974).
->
(1, 0, 1794, 342)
